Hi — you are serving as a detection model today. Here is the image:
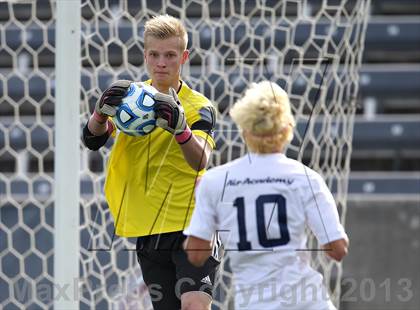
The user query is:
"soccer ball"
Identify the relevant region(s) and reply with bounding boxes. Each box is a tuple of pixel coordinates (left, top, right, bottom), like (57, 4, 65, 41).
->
(113, 82, 158, 136)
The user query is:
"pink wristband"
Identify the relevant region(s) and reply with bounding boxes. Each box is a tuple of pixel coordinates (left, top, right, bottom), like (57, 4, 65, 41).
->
(106, 119, 115, 135)
(175, 127, 192, 144)
(92, 110, 108, 124)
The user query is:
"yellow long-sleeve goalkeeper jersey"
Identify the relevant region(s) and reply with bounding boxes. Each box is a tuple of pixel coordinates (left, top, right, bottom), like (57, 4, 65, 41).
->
(104, 80, 216, 237)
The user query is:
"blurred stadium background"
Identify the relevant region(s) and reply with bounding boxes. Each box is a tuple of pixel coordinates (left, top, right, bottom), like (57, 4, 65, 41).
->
(0, 1, 419, 309)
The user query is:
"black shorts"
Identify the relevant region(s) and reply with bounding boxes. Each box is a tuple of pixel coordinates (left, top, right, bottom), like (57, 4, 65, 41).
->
(136, 231, 220, 310)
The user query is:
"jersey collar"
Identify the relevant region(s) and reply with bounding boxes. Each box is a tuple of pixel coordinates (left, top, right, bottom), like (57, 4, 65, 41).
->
(146, 79, 188, 98)
(248, 152, 286, 160)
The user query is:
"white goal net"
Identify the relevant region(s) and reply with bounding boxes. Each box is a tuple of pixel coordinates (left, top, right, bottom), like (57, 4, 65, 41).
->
(0, 0, 370, 309)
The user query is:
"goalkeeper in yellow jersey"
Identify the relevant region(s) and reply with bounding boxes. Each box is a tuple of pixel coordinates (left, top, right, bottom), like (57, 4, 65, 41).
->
(82, 14, 219, 310)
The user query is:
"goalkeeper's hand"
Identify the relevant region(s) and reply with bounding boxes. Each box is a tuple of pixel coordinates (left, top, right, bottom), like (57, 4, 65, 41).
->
(95, 80, 131, 118)
(154, 88, 192, 144)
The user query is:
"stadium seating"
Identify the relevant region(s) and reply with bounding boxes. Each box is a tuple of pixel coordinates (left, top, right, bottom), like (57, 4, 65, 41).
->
(1, 17, 420, 65)
(1, 2, 419, 310)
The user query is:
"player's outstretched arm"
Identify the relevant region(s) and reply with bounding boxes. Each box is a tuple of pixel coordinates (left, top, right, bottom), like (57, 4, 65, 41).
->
(83, 80, 131, 150)
(322, 237, 349, 262)
(183, 236, 212, 267)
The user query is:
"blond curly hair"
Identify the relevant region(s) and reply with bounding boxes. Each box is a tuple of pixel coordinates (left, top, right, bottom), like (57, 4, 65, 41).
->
(229, 81, 295, 153)
(144, 14, 188, 51)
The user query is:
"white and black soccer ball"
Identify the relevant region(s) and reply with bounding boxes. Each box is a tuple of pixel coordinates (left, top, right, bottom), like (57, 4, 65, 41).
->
(113, 82, 158, 136)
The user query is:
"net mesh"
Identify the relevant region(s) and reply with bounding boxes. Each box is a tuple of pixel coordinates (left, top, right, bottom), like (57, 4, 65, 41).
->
(0, 0, 370, 309)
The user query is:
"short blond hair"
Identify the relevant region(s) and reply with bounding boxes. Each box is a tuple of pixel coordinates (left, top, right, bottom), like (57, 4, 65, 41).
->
(230, 81, 295, 153)
(144, 14, 188, 51)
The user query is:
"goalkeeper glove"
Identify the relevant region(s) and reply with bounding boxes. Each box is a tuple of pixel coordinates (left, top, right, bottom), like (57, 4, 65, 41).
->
(94, 80, 132, 119)
(154, 88, 192, 144)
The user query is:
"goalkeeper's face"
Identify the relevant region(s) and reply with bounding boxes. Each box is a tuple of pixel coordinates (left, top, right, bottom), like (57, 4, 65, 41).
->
(144, 36, 189, 91)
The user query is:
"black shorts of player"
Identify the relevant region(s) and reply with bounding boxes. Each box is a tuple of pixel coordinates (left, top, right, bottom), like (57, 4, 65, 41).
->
(136, 231, 220, 310)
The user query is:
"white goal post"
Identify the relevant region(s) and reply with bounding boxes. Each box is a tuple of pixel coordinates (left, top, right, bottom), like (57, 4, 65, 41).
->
(54, 1, 81, 310)
(0, 1, 371, 309)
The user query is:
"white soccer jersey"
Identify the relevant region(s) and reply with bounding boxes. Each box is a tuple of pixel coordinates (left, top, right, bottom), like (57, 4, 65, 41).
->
(184, 153, 347, 310)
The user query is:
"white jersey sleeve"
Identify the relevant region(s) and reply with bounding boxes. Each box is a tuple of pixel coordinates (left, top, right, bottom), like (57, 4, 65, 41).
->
(183, 173, 218, 241)
(301, 169, 347, 245)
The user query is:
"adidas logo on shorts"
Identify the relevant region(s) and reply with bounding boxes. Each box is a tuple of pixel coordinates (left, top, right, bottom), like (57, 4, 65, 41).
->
(200, 275, 212, 285)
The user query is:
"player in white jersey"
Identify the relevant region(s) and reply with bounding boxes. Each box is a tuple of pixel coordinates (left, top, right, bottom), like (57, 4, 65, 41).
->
(183, 81, 349, 310)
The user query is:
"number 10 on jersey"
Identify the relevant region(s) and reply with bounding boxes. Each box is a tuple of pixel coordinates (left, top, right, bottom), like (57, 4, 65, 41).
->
(233, 194, 290, 251)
